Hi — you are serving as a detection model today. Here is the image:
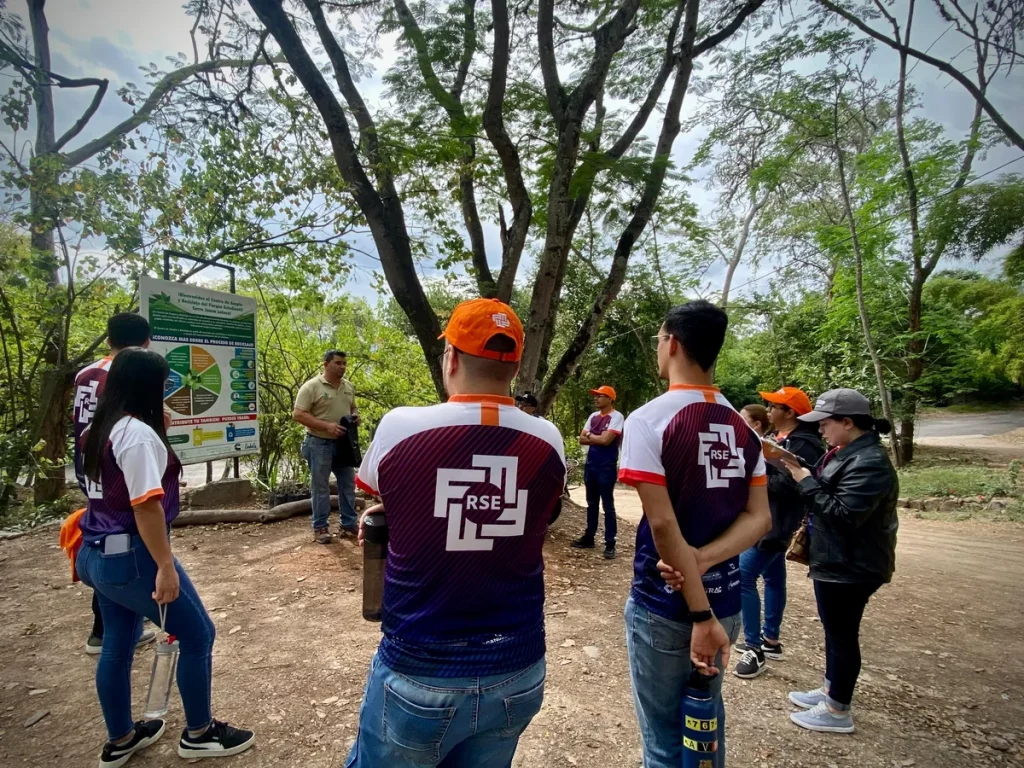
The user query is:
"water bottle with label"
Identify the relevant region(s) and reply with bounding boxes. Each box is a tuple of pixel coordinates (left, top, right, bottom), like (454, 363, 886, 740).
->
(143, 606, 180, 719)
(362, 510, 388, 622)
(681, 670, 719, 768)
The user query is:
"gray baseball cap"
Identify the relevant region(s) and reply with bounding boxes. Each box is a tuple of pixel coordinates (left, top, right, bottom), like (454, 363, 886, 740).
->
(798, 388, 872, 422)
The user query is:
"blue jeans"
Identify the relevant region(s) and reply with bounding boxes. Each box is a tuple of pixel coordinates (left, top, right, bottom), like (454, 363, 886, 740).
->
(346, 654, 546, 767)
(739, 546, 787, 648)
(77, 536, 216, 741)
(584, 464, 617, 544)
(625, 596, 739, 768)
(301, 435, 356, 530)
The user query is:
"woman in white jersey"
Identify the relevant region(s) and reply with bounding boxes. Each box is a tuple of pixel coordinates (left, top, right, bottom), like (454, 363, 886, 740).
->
(78, 349, 254, 767)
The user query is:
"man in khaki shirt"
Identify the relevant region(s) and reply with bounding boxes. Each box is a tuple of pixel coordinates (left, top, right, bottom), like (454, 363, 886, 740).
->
(293, 350, 360, 543)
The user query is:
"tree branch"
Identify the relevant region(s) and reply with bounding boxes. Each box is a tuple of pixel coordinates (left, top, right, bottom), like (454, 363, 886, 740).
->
(816, 0, 1024, 152)
(693, 0, 768, 57)
(302, 0, 382, 166)
(61, 57, 277, 168)
(537, 0, 565, 121)
(54, 79, 108, 152)
(391, 0, 493, 293)
(452, 0, 476, 101)
(484, 0, 532, 302)
(604, 0, 685, 160)
(538, 0, 701, 409)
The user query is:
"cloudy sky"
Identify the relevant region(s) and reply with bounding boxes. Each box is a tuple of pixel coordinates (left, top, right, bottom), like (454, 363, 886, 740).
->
(5, 0, 1023, 302)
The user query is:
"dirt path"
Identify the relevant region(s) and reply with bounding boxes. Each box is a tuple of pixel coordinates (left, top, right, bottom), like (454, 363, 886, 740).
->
(1, 508, 1022, 767)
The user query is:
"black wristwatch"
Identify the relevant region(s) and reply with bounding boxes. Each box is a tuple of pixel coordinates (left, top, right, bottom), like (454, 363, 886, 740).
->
(687, 609, 714, 623)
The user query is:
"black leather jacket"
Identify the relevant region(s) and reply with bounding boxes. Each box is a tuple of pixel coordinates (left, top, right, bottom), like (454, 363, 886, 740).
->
(797, 432, 899, 584)
(759, 422, 826, 552)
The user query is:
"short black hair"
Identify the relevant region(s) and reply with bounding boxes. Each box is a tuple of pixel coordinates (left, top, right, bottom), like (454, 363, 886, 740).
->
(107, 313, 150, 350)
(662, 300, 728, 372)
(323, 350, 347, 364)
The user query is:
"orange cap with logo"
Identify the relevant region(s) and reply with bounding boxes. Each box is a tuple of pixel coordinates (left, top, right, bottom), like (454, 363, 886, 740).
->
(589, 385, 616, 401)
(758, 386, 813, 416)
(439, 298, 524, 362)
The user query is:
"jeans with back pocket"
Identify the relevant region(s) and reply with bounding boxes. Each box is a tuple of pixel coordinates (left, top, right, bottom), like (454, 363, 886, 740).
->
(346, 653, 546, 767)
(77, 535, 216, 741)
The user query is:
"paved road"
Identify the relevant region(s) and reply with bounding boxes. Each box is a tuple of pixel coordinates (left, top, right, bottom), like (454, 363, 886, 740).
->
(916, 409, 1024, 437)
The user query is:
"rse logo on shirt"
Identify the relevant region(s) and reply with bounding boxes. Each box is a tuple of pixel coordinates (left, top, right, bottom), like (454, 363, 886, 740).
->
(436, 456, 528, 551)
(697, 423, 746, 488)
(74, 380, 101, 425)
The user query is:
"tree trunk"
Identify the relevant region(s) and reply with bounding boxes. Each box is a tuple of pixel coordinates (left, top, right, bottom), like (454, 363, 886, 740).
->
(835, 141, 903, 468)
(27, 0, 70, 505)
(720, 196, 762, 309)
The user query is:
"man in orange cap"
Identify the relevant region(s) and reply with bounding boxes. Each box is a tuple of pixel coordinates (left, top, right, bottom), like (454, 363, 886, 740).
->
(733, 385, 825, 680)
(572, 384, 625, 559)
(349, 298, 566, 768)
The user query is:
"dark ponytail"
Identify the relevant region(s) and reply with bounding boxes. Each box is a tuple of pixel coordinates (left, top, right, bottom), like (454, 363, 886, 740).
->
(84, 348, 173, 483)
(850, 413, 892, 435)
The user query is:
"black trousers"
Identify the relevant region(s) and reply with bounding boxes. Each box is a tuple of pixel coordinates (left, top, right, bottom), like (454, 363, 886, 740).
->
(813, 579, 881, 707)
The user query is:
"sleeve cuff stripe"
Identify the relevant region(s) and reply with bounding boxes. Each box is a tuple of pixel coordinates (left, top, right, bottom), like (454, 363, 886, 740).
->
(618, 468, 667, 486)
(355, 476, 378, 495)
(130, 488, 164, 506)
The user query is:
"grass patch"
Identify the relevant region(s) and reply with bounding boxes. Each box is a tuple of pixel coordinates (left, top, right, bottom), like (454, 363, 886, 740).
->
(897, 464, 1020, 499)
(921, 400, 1022, 415)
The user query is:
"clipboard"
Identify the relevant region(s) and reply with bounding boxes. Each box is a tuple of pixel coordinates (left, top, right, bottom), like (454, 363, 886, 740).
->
(761, 439, 801, 469)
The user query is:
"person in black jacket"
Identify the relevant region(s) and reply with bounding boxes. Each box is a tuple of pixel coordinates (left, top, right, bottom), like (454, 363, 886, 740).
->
(734, 387, 825, 680)
(780, 388, 898, 735)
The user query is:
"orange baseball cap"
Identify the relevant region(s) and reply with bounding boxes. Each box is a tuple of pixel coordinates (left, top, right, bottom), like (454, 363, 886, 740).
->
(439, 298, 524, 362)
(759, 386, 813, 416)
(590, 385, 616, 401)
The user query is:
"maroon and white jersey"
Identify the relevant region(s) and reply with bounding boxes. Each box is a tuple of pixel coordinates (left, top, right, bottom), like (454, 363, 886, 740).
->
(357, 394, 566, 676)
(619, 385, 766, 619)
(72, 356, 113, 495)
(80, 416, 181, 539)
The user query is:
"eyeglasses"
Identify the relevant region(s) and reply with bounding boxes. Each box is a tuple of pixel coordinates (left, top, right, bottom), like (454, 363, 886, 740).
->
(650, 334, 672, 350)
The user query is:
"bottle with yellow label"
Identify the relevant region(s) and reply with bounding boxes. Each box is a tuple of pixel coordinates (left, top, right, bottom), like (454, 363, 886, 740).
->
(682, 670, 719, 768)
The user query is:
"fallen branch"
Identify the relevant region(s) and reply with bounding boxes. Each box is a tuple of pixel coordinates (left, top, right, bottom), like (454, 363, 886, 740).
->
(170, 495, 366, 527)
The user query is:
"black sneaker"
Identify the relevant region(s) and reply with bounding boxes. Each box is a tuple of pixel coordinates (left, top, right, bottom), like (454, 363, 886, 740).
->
(338, 524, 359, 538)
(761, 637, 785, 661)
(603, 543, 616, 559)
(733, 647, 767, 679)
(100, 719, 165, 768)
(177, 720, 255, 759)
(571, 536, 595, 549)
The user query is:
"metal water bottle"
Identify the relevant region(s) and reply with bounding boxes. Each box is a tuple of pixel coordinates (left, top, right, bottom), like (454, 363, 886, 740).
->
(362, 511, 388, 622)
(143, 634, 180, 719)
(681, 670, 718, 768)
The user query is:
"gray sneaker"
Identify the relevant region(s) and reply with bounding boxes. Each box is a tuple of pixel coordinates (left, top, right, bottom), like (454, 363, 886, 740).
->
(314, 527, 333, 545)
(790, 701, 855, 733)
(788, 686, 828, 710)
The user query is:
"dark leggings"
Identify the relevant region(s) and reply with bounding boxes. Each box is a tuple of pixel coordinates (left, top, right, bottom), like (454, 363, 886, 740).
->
(91, 591, 104, 638)
(813, 579, 881, 708)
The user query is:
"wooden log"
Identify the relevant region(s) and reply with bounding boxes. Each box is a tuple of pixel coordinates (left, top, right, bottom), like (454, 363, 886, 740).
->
(171, 494, 366, 527)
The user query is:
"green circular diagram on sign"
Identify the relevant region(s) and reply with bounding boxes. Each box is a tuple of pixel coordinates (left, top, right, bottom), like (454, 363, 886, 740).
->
(163, 345, 222, 415)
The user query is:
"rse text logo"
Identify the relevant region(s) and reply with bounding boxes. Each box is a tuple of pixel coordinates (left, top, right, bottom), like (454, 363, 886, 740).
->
(435, 455, 527, 551)
(697, 423, 745, 488)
